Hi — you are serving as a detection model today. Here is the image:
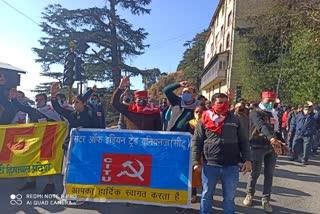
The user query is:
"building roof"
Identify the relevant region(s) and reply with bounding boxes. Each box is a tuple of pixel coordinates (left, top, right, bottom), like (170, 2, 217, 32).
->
(0, 62, 26, 73)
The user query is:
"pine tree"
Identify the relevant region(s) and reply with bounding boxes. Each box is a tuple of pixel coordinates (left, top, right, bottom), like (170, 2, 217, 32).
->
(33, 1, 155, 90)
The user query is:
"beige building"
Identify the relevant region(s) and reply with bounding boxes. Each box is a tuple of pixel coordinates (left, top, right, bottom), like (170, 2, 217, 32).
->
(200, 0, 269, 100)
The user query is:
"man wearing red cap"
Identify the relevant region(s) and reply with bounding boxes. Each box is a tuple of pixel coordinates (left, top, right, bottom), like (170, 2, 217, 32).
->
(243, 91, 288, 213)
(111, 76, 161, 130)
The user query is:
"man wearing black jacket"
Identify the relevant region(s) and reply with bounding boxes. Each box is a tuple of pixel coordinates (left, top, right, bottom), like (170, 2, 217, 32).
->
(192, 93, 252, 214)
(243, 91, 288, 213)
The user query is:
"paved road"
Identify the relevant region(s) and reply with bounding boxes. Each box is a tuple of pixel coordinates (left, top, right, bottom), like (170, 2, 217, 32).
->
(1, 154, 320, 214)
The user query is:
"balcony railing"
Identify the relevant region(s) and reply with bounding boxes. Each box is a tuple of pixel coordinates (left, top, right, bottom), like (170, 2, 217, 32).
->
(200, 51, 229, 90)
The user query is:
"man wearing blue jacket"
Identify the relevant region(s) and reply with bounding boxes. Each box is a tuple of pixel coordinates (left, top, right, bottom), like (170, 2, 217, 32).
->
(289, 101, 320, 165)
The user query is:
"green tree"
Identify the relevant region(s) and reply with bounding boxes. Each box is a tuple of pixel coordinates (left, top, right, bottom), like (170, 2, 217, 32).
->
(33, 1, 155, 90)
(236, 0, 320, 104)
(177, 30, 208, 90)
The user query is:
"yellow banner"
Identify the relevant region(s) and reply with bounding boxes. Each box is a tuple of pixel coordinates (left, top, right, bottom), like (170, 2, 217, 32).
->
(65, 183, 188, 205)
(0, 122, 67, 178)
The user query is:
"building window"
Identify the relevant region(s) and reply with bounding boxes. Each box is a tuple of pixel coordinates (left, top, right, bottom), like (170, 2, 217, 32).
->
(221, 4, 224, 17)
(228, 11, 232, 26)
(221, 25, 224, 35)
(211, 42, 214, 54)
(215, 34, 219, 46)
(226, 33, 230, 49)
(219, 44, 222, 53)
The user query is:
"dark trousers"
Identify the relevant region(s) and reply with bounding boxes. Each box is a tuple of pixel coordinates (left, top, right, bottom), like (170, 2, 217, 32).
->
(292, 136, 312, 161)
(312, 130, 320, 152)
(246, 148, 277, 200)
(288, 131, 295, 152)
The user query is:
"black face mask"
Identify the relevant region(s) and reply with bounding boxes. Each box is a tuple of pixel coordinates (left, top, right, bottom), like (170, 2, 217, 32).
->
(123, 97, 130, 103)
(239, 108, 245, 112)
(163, 102, 167, 105)
(137, 99, 147, 107)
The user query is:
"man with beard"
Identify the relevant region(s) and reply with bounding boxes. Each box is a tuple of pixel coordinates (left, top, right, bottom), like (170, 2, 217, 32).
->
(111, 76, 161, 131)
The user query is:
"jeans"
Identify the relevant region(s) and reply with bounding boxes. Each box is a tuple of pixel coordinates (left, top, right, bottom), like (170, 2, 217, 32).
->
(292, 136, 312, 161)
(312, 130, 320, 152)
(281, 128, 288, 143)
(246, 148, 277, 200)
(200, 164, 239, 214)
(288, 131, 295, 152)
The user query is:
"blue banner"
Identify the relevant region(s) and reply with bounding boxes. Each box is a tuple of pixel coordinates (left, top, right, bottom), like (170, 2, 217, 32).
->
(63, 129, 192, 207)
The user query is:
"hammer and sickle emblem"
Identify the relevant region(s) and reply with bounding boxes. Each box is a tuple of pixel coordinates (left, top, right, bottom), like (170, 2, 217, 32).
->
(116, 160, 145, 181)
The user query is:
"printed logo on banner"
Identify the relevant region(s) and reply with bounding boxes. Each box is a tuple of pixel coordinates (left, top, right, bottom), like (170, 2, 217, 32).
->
(100, 153, 152, 186)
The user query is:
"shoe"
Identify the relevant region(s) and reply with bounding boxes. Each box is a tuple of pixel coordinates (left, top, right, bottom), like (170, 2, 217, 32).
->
(262, 198, 273, 213)
(301, 160, 308, 165)
(42, 183, 55, 194)
(19, 181, 36, 191)
(191, 195, 197, 203)
(243, 194, 253, 207)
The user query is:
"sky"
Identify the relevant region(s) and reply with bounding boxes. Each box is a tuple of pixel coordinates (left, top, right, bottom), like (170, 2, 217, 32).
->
(0, 0, 218, 98)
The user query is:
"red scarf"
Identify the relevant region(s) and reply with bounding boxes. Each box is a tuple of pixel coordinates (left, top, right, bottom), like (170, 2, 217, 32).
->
(201, 109, 227, 134)
(128, 102, 160, 114)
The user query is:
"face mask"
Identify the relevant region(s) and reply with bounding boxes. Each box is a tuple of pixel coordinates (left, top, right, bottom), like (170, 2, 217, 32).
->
(124, 97, 131, 103)
(303, 110, 310, 115)
(213, 103, 229, 113)
(239, 108, 245, 112)
(163, 102, 167, 105)
(182, 93, 192, 102)
(262, 103, 273, 110)
(90, 100, 97, 105)
(36, 101, 46, 108)
(137, 99, 147, 107)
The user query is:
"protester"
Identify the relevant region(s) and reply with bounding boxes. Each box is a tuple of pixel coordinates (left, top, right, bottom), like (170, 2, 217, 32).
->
(10, 90, 27, 124)
(204, 100, 212, 110)
(56, 93, 74, 110)
(281, 106, 291, 143)
(50, 82, 100, 150)
(88, 93, 106, 128)
(111, 76, 161, 131)
(35, 93, 62, 122)
(243, 91, 289, 213)
(160, 98, 170, 131)
(287, 105, 303, 151)
(234, 102, 249, 140)
(9, 89, 62, 194)
(186, 104, 205, 203)
(118, 88, 131, 129)
(163, 80, 202, 132)
(289, 101, 320, 165)
(192, 93, 252, 214)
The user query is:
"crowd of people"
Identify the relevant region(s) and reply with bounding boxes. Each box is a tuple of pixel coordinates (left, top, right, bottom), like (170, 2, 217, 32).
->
(1, 75, 319, 214)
